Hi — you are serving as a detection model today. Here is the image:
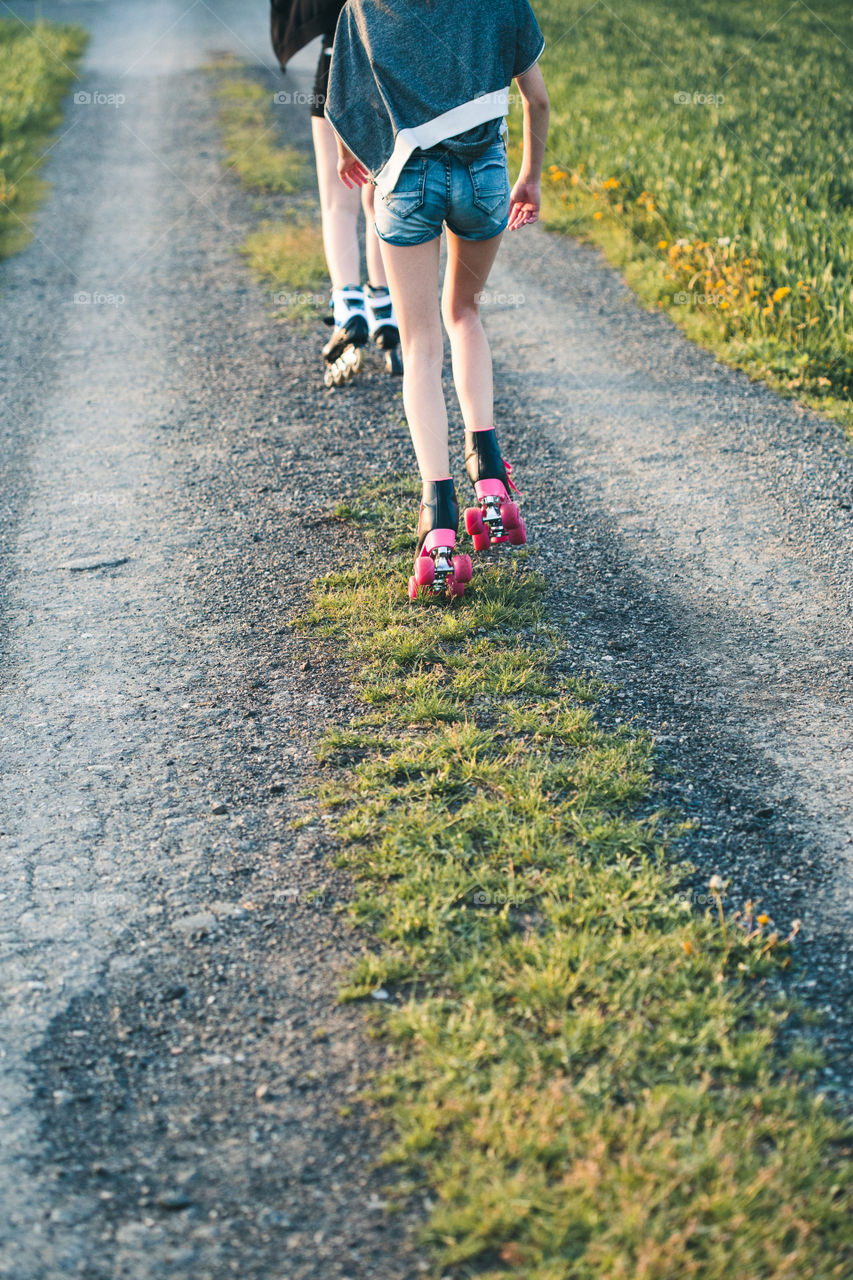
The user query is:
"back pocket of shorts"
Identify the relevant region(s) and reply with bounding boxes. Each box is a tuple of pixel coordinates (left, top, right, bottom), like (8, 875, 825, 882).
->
(381, 158, 427, 218)
(469, 152, 510, 214)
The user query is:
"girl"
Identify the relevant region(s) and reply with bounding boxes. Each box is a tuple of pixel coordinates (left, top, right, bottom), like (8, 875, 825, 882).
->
(270, 0, 402, 385)
(325, 0, 549, 597)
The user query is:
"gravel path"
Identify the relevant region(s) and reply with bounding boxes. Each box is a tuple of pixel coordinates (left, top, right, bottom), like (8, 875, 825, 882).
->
(0, 2, 850, 1276)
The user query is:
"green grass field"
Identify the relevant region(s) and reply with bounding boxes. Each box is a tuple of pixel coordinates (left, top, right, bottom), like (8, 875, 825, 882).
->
(525, 0, 853, 429)
(303, 483, 853, 1280)
(0, 18, 87, 260)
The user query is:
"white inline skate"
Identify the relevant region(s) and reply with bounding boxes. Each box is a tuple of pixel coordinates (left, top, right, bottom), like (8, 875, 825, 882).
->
(322, 284, 369, 387)
(365, 283, 403, 377)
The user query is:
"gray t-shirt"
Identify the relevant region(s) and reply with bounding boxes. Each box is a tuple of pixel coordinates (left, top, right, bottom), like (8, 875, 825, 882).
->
(326, 0, 545, 193)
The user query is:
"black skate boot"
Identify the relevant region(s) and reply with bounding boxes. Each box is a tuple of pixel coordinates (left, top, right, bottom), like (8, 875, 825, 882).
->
(409, 478, 473, 601)
(322, 285, 369, 387)
(463, 428, 526, 550)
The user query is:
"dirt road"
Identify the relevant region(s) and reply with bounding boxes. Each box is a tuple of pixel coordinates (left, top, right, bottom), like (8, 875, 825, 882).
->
(0, 2, 850, 1277)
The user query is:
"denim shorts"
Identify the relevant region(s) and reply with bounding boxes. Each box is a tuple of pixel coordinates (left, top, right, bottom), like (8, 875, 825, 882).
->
(374, 137, 511, 246)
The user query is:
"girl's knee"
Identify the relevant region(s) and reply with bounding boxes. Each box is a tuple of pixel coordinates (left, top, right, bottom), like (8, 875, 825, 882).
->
(400, 325, 443, 368)
(442, 297, 481, 333)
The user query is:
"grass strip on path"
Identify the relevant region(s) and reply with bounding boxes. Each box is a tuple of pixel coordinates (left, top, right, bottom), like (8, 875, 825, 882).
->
(0, 18, 87, 261)
(525, 0, 853, 433)
(301, 478, 852, 1279)
(205, 55, 327, 320)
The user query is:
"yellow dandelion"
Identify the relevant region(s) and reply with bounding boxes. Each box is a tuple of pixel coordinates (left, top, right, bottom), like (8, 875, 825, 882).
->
(762, 303, 773, 315)
(658, 239, 669, 250)
(718, 300, 730, 309)
(683, 940, 694, 955)
(603, 177, 620, 189)
(757, 914, 770, 925)
(772, 286, 791, 302)
(593, 210, 604, 220)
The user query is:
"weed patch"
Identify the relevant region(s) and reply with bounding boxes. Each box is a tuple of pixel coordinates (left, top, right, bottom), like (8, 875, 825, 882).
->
(0, 19, 87, 261)
(212, 72, 308, 194)
(240, 220, 327, 316)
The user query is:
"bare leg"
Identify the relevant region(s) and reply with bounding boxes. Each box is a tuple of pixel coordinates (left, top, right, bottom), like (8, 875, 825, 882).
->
(378, 236, 448, 479)
(361, 184, 387, 287)
(440, 229, 503, 431)
(311, 116, 360, 289)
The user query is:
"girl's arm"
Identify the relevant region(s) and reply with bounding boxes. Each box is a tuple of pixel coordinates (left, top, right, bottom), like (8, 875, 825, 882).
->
(509, 62, 550, 230)
(335, 135, 370, 188)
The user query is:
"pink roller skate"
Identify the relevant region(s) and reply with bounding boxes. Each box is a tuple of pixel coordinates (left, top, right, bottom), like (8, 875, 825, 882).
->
(463, 428, 526, 552)
(408, 479, 473, 602)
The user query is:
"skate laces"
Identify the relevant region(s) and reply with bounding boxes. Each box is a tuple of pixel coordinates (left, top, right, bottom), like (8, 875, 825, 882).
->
(503, 460, 522, 496)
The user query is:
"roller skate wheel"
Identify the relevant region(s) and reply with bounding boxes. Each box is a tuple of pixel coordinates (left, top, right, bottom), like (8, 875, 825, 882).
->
(509, 521, 527, 546)
(414, 556, 435, 588)
(408, 575, 419, 601)
(452, 553, 472, 584)
(501, 501, 521, 531)
(471, 529, 491, 552)
(447, 578, 466, 599)
(464, 506, 484, 536)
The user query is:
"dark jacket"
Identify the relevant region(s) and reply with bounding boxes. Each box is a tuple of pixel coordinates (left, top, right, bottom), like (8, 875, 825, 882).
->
(270, 0, 344, 69)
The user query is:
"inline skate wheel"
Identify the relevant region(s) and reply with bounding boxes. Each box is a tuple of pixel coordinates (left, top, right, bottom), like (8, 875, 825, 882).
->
(452, 553, 472, 584)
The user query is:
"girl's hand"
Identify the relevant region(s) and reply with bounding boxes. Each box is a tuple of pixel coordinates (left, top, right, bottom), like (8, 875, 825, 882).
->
(508, 179, 541, 230)
(337, 148, 369, 188)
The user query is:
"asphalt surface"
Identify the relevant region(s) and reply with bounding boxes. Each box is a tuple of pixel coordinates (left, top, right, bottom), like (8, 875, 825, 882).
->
(0, 2, 851, 1277)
